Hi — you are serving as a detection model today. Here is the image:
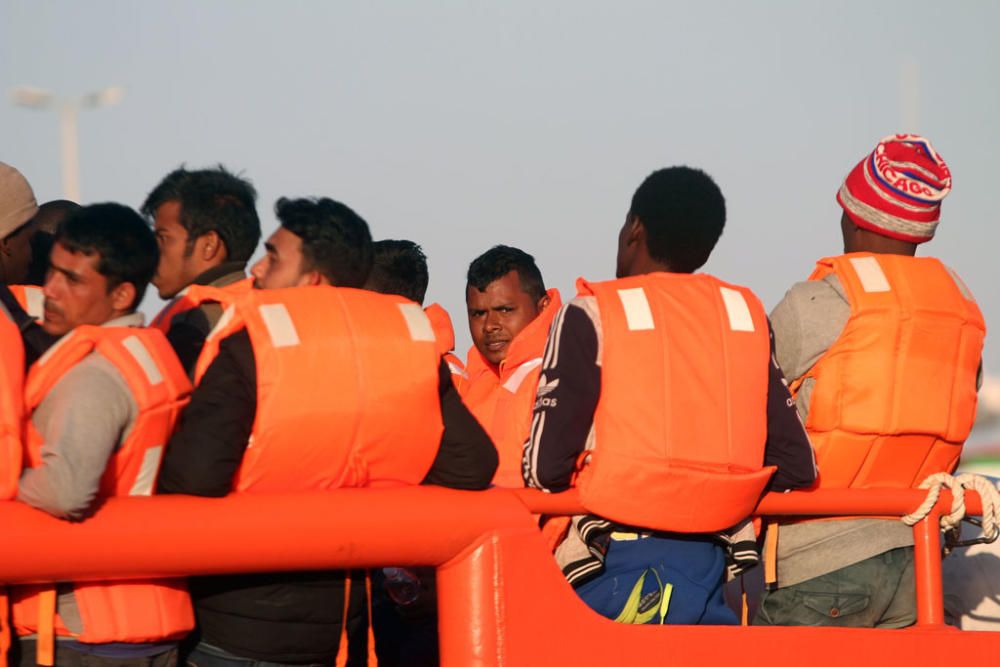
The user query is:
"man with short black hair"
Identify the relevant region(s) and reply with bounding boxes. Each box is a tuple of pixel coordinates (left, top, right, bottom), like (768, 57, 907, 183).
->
(158, 197, 496, 666)
(9, 203, 193, 666)
(365, 239, 465, 378)
(365, 239, 429, 304)
(524, 166, 815, 625)
(143, 166, 261, 376)
(461, 245, 561, 487)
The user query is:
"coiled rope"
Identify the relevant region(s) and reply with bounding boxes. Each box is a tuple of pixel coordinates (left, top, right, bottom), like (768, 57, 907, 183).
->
(901, 473, 1000, 549)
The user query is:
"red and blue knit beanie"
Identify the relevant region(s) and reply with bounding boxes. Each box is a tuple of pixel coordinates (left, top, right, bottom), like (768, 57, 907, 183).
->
(837, 134, 951, 244)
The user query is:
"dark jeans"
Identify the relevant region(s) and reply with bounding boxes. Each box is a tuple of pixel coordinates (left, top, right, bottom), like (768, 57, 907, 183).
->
(754, 546, 916, 628)
(185, 643, 324, 667)
(11, 641, 177, 667)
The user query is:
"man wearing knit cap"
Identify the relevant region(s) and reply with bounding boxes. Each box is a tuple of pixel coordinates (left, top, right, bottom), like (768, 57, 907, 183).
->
(756, 134, 985, 628)
(0, 162, 39, 285)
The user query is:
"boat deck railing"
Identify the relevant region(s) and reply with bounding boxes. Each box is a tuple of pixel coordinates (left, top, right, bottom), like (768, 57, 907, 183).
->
(0, 486, 994, 665)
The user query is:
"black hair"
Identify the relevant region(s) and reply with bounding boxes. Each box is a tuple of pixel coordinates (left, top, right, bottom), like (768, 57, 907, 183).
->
(26, 200, 81, 286)
(629, 166, 726, 273)
(54, 203, 158, 310)
(141, 165, 261, 262)
(367, 239, 429, 304)
(274, 197, 373, 287)
(466, 245, 546, 301)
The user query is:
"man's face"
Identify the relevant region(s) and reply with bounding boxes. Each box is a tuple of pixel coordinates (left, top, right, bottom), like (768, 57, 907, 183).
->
(250, 228, 310, 290)
(43, 242, 123, 336)
(1, 220, 36, 285)
(152, 200, 199, 299)
(466, 270, 548, 366)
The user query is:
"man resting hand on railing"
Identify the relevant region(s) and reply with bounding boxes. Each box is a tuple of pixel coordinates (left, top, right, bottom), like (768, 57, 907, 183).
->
(523, 166, 816, 625)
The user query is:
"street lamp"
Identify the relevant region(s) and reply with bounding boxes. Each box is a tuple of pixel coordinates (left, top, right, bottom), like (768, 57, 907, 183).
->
(10, 85, 126, 202)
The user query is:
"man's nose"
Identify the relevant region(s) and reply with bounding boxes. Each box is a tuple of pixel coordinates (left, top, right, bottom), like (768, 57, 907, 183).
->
(42, 274, 60, 300)
(483, 311, 501, 331)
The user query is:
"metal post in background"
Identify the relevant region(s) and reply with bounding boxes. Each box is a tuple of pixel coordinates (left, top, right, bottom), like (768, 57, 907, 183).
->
(10, 85, 125, 202)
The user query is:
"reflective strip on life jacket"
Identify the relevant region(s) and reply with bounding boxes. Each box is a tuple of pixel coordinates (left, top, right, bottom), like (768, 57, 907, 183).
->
(8, 285, 43, 321)
(796, 253, 985, 489)
(576, 273, 775, 533)
(11, 326, 194, 643)
(215, 286, 444, 493)
(424, 303, 466, 379)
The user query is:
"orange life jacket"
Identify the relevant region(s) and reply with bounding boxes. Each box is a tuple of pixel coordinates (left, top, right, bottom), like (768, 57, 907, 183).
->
(459, 289, 562, 488)
(575, 273, 775, 533)
(424, 302, 466, 379)
(198, 286, 445, 492)
(11, 326, 194, 644)
(8, 284, 44, 321)
(0, 312, 23, 500)
(792, 253, 985, 489)
(150, 278, 252, 334)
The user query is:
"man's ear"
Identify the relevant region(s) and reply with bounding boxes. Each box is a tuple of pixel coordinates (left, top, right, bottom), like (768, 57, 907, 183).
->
(110, 282, 137, 312)
(197, 231, 226, 262)
(536, 292, 551, 311)
(296, 269, 326, 287)
(625, 216, 645, 247)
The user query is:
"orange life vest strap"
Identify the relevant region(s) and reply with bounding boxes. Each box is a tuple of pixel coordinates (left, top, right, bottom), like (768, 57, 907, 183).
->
(0, 588, 10, 666)
(365, 571, 378, 666)
(764, 522, 778, 587)
(36, 587, 56, 666)
(335, 573, 352, 667)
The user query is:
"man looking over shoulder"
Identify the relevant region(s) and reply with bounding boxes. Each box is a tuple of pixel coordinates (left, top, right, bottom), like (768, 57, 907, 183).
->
(524, 166, 816, 625)
(142, 166, 261, 376)
(756, 134, 984, 628)
(461, 245, 561, 487)
(158, 198, 496, 666)
(10, 203, 192, 667)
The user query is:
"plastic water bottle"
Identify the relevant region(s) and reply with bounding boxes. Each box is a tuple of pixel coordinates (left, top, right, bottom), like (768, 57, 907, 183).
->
(382, 567, 421, 606)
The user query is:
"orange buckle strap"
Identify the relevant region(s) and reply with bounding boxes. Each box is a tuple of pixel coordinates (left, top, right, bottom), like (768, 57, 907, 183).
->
(0, 587, 10, 666)
(740, 583, 749, 626)
(335, 570, 378, 667)
(763, 522, 778, 587)
(365, 571, 378, 666)
(37, 587, 56, 666)
(335, 572, 353, 667)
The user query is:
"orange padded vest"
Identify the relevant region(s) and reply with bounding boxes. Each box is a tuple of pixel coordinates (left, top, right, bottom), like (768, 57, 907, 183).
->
(0, 312, 23, 500)
(11, 326, 193, 643)
(793, 253, 985, 489)
(199, 286, 444, 492)
(576, 274, 775, 533)
(8, 285, 44, 321)
(459, 288, 562, 488)
(150, 278, 252, 334)
(424, 302, 466, 379)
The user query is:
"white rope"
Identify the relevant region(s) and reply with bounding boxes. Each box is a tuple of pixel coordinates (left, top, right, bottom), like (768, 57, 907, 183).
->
(901, 472, 1000, 543)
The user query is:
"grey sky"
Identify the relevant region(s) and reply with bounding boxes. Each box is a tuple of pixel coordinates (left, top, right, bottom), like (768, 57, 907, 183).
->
(3, 1, 999, 372)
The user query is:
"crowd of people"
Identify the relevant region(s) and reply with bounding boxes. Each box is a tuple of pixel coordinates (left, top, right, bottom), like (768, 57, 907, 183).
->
(0, 131, 985, 666)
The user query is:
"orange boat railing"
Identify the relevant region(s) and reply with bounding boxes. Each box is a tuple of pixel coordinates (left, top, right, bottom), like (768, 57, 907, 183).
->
(0, 487, 994, 666)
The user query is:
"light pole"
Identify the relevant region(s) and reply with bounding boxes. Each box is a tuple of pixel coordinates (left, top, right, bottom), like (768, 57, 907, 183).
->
(10, 85, 125, 202)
